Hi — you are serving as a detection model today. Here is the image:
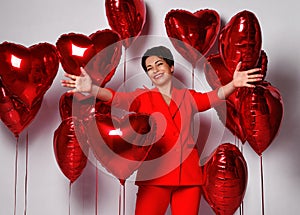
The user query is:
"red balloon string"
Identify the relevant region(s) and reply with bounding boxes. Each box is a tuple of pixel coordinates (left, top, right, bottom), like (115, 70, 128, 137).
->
(260, 155, 265, 215)
(95, 163, 99, 215)
(14, 137, 19, 215)
(24, 132, 29, 215)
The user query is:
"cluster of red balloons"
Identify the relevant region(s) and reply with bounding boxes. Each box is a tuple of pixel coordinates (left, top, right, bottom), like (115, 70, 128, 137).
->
(0, 0, 147, 183)
(163, 9, 283, 214)
(204, 10, 283, 156)
(53, 92, 157, 184)
(0, 6, 283, 215)
(199, 11, 283, 214)
(52, 0, 148, 183)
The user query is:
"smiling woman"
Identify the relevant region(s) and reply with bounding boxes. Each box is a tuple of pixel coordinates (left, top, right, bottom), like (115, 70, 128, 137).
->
(61, 45, 262, 215)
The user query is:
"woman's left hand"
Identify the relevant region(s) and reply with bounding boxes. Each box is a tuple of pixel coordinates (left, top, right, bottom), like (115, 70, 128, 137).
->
(232, 62, 264, 88)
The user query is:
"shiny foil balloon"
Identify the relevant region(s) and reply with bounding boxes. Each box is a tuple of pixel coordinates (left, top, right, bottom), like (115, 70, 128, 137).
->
(240, 82, 283, 155)
(204, 54, 247, 142)
(56, 29, 122, 87)
(165, 9, 220, 67)
(105, 0, 146, 49)
(85, 113, 156, 184)
(0, 42, 59, 108)
(53, 117, 88, 183)
(59, 92, 111, 124)
(202, 143, 248, 215)
(0, 80, 42, 137)
(219, 10, 262, 73)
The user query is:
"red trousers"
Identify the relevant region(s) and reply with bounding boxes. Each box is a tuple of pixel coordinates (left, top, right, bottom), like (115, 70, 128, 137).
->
(135, 185, 201, 215)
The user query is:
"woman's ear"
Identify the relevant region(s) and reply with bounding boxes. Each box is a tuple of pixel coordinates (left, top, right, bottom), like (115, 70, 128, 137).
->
(171, 65, 174, 73)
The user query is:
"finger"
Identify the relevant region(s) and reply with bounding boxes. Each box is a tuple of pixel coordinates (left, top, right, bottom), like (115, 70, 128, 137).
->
(64, 73, 78, 80)
(247, 78, 263, 82)
(245, 83, 256, 88)
(61, 82, 76, 88)
(61, 80, 76, 85)
(80, 67, 88, 76)
(235, 61, 242, 71)
(247, 68, 262, 74)
(248, 74, 264, 79)
(67, 88, 79, 93)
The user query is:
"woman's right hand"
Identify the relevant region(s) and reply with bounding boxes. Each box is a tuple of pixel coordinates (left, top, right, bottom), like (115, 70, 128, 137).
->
(61, 67, 93, 93)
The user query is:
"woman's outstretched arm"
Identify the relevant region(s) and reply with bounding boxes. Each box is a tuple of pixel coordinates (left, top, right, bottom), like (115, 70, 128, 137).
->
(217, 62, 263, 100)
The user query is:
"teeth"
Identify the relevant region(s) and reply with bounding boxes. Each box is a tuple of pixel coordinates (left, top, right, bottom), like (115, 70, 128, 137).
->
(154, 73, 163, 79)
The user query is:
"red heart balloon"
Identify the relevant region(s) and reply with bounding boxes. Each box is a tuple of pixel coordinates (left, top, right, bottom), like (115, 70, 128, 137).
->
(219, 10, 262, 73)
(56, 29, 122, 87)
(105, 0, 146, 49)
(240, 82, 283, 155)
(53, 117, 88, 183)
(165, 9, 220, 67)
(0, 81, 42, 137)
(59, 92, 111, 121)
(202, 143, 248, 215)
(85, 113, 156, 184)
(204, 54, 246, 143)
(0, 42, 59, 108)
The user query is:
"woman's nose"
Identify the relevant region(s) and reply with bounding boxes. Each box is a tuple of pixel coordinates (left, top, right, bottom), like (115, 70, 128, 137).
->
(152, 66, 158, 73)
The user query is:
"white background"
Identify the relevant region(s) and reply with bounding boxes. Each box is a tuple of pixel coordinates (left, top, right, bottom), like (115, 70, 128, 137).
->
(0, 0, 299, 214)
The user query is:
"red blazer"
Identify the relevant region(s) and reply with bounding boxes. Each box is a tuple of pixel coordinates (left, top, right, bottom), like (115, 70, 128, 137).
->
(107, 86, 223, 186)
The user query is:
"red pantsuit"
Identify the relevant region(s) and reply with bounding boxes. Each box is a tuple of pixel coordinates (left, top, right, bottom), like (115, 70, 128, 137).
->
(107, 86, 223, 214)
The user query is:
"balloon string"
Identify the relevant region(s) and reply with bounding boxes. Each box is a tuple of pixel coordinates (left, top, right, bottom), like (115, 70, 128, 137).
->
(260, 155, 265, 215)
(95, 163, 98, 215)
(14, 137, 19, 215)
(123, 184, 126, 215)
(239, 197, 244, 215)
(69, 182, 72, 215)
(118, 184, 121, 215)
(192, 66, 195, 90)
(123, 48, 127, 87)
(118, 183, 126, 215)
(24, 132, 29, 215)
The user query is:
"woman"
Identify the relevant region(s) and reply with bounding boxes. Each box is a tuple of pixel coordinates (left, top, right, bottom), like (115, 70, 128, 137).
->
(61, 46, 262, 215)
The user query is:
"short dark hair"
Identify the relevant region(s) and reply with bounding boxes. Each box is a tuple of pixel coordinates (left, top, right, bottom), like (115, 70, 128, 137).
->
(141, 46, 174, 72)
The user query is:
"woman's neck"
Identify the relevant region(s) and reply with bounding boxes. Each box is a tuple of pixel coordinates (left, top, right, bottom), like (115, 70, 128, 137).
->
(156, 81, 172, 97)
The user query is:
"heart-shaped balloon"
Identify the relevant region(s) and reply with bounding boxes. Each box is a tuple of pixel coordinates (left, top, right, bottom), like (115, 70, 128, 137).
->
(202, 143, 248, 215)
(56, 29, 122, 87)
(0, 42, 59, 108)
(0, 81, 42, 137)
(219, 10, 262, 73)
(240, 82, 283, 155)
(85, 113, 157, 184)
(53, 117, 88, 183)
(105, 0, 146, 49)
(58, 92, 111, 122)
(165, 9, 220, 67)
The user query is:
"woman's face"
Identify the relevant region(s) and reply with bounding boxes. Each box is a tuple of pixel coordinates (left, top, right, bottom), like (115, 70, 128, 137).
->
(145, 56, 174, 87)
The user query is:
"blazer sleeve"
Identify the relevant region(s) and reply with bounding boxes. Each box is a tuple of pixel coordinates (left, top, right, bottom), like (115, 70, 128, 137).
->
(189, 88, 225, 112)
